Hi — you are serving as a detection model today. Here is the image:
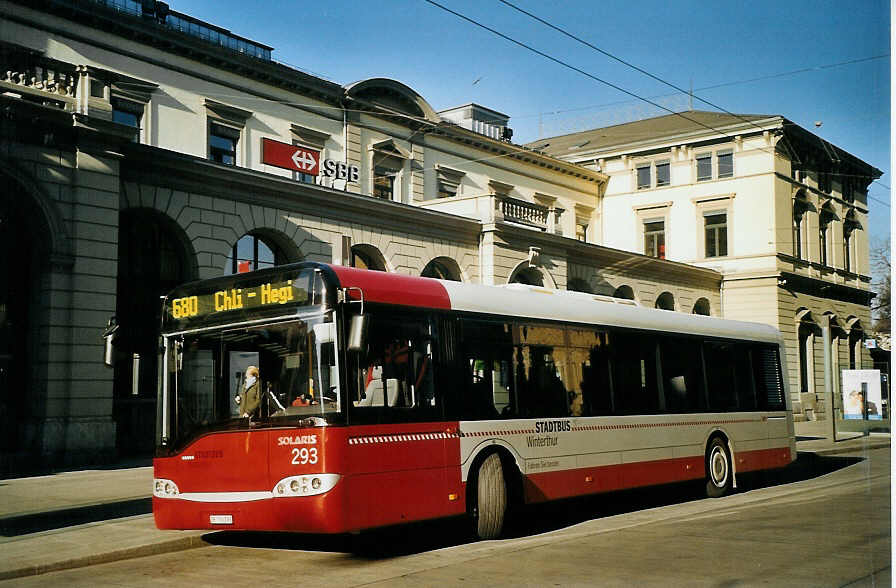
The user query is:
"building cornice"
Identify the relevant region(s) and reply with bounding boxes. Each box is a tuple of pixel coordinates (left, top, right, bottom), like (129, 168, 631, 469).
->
(486, 224, 722, 289)
(777, 270, 873, 306)
(120, 142, 483, 242)
(563, 116, 782, 162)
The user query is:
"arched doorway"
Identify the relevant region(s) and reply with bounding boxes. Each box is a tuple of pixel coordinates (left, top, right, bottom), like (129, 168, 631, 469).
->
(421, 257, 462, 281)
(692, 298, 711, 315)
(114, 209, 194, 456)
(224, 231, 295, 274)
(0, 189, 50, 455)
(351, 244, 387, 271)
(613, 285, 636, 300)
(509, 267, 545, 286)
(655, 291, 675, 311)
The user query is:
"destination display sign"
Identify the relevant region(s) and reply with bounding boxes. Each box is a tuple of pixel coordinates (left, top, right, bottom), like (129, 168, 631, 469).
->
(167, 278, 311, 323)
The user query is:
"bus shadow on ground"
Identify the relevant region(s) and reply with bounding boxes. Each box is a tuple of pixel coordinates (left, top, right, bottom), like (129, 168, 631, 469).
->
(202, 451, 864, 558)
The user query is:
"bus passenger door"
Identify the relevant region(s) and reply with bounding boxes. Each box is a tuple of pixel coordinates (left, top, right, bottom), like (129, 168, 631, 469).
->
(344, 311, 459, 530)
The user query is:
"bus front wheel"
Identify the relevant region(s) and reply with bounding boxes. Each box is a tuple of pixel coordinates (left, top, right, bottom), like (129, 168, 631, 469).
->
(473, 453, 507, 539)
(705, 437, 732, 498)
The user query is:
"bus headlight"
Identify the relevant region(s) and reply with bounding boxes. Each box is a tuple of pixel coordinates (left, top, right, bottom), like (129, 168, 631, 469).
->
(153, 478, 180, 498)
(272, 474, 340, 497)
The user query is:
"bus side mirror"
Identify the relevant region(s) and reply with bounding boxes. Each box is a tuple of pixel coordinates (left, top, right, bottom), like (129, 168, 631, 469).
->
(103, 317, 119, 367)
(348, 314, 368, 352)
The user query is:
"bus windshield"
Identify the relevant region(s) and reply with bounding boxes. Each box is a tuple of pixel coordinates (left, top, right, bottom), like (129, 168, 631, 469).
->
(158, 315, 341, 452)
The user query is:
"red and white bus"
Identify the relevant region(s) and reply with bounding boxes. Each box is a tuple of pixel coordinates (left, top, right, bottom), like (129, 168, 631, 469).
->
(153, 262, 795, 539)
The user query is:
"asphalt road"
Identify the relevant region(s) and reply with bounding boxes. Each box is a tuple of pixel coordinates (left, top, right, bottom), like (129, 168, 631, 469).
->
(4, 447, 889, 587)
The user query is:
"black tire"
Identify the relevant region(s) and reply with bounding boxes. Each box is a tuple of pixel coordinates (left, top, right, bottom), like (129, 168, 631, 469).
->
(474, 453, 507, 539)
(705, 436, 732, 498)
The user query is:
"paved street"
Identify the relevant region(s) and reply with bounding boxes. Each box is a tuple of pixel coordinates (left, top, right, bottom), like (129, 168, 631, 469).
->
(2, 445, 888, 587)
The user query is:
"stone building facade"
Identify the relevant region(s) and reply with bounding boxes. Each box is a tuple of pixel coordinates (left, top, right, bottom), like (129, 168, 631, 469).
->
(536, 111, 882, 421)
(0, 0, 720, 472)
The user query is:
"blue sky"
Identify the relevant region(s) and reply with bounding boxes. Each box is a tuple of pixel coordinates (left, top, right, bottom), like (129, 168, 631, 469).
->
(175, 0, 891, 249)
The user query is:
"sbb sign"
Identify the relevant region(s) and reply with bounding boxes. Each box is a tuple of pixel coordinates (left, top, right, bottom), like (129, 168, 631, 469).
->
(261, 137, 358, 183)
(262, 138, 319, 175)
(320, 159, 359, 183)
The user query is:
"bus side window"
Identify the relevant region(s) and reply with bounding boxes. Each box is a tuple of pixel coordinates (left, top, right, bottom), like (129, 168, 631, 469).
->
(353, 311, 440, 419)
(659, 336, 705, 413)
(611, 331, 659, 415)
(753, 345, 785, 411)
(460, 319, 515, 420)
(581, 330, 613, 416)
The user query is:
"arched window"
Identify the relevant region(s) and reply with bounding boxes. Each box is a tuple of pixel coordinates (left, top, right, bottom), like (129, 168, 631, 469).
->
(843, 212, 861, 273)
(117, 209, 194, 455)
(225, 233, 284, 274)
(421, 257, 462, 281)
(818, 203, 836, 266)
(846, 318, 864, 370)
(567, 277, 593, 294)
(692, 298, 711, 316)
(796, 309, 817, 394)
(351, 245, 387, 271)
(510, 267, 544, 286)
(793, 191, 811, 260)
(613, 285, 635, 300)
(655, 291, 675, 311)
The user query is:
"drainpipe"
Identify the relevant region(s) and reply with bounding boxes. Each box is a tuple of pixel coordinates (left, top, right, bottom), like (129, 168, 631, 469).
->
(822, 322, 835, 441)
(342, 101, 349, 192)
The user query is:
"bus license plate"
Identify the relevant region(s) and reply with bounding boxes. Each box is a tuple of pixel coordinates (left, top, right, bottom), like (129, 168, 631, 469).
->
(209, 514, 233, 525)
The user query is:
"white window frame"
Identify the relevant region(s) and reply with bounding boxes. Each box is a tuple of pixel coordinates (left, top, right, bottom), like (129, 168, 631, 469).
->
(633, 158, 672, 190)
(634, 202, 672, 260)
(205, 99, 252, 167)
(694, 148, 735, 182)
(693, 195, 734, 260)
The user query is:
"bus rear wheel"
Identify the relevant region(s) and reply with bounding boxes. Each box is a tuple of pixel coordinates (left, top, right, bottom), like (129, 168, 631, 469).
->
(705, 437, 732, 498)
(473, 453, 507, 539)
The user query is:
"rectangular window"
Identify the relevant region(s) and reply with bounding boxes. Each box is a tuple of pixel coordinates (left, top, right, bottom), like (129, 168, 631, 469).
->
(209, 122, 239, 165)
(659, 337, 706, 413)
(842, 179, 855, 203)
(513, 324, 570, 418)
(373, 166, 397, 200)
(655, 160, 670, 186)
(717, 151, 733, 178)
(696, 153, 712, 181)
(612, 331, 659, 415)
(637, 164, 651, 190)
(112, 98, 144, 142)
(576, 222, 588, 242)
(794, 212, 803, 259)
(753, 345, 785, 411)
(90, 79, 105, 98)
(704, 341, 756, 411)
(454, 319, 515, 420)
(573, 329, 613, 416)
(349, 311, 438, 420)
(819, 223, 828, 266)
(843, 229, 852, 272)
(644, 220, 665, 259)
(438, 182, 457, 199)
(704, 212, 728, 258)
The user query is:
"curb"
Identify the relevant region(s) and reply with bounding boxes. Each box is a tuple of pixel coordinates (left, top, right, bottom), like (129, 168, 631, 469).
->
(0, 533, 208, 582)
(803, 439, 891, 456)
(0, 498, 152, 536)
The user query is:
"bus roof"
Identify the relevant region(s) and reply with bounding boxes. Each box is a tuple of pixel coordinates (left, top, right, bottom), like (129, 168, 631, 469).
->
(327, 264, 781, 344)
